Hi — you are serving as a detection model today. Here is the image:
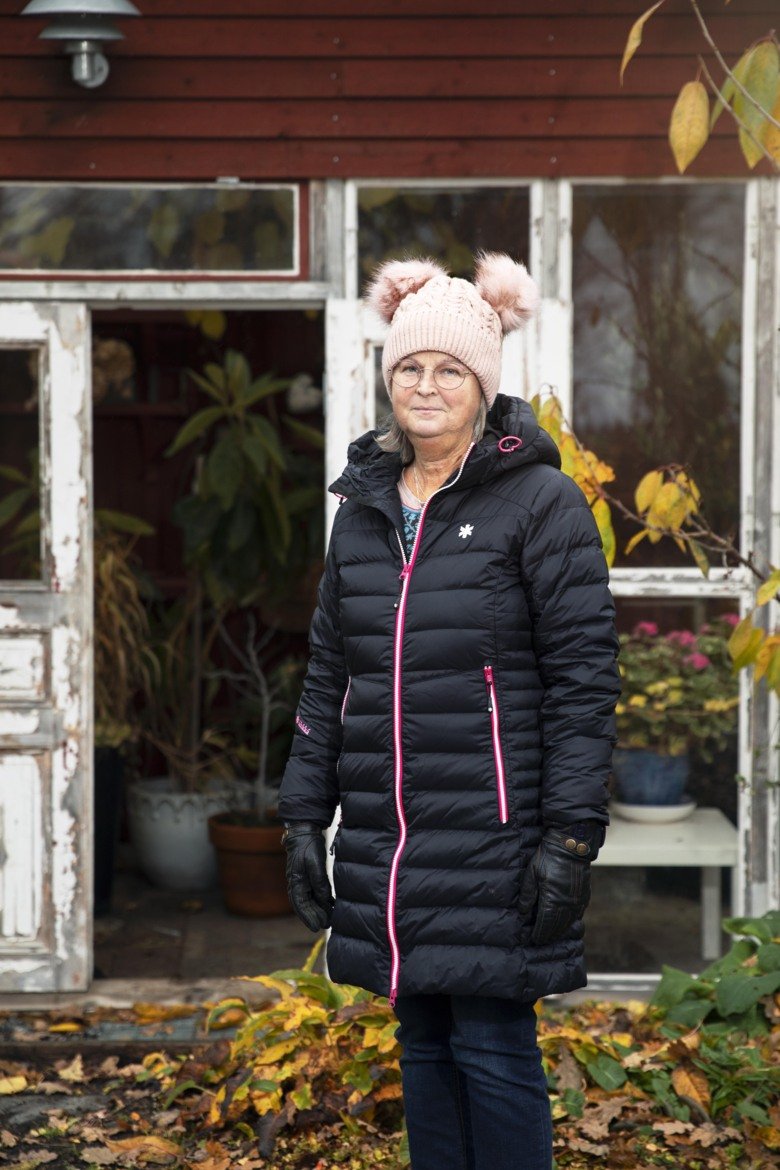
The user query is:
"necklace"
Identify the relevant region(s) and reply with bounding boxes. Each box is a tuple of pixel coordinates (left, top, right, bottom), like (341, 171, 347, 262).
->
(401, 467, 424, 506)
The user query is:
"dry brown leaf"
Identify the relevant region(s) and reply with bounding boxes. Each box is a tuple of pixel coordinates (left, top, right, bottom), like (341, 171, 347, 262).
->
(653, 1118, 693, 1136)
(106, 1135, 182, 1165)
(555, 1044, 585, 1092)
(567, 1135, 610, 1157)
(580, 1097, 630, 1140)
(81, 1150, 120, 1167)
(671, 1063, 711, 1113)
(688, 1122, 733, 1148)
(58, 1054, 85, 1083)
(0, 1130, 17, 1147)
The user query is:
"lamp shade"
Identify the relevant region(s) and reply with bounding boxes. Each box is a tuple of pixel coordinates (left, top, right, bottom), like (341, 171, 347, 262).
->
(21, 1, 140, 15)
(38, 19, 125, 40)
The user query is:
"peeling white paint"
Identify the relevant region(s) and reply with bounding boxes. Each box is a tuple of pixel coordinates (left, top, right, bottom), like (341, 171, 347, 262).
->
(0, 710, 40, 735)
(0, 605, 20, 630)
(0, 636, 45, 701)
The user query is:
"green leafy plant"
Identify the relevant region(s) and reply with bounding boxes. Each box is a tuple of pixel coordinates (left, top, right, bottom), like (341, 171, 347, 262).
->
(166, 349, 323, 608)
(616, 615, 740, 758)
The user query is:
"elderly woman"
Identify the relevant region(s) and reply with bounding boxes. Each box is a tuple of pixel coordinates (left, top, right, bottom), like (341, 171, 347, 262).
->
(278, 254, 621, 1170)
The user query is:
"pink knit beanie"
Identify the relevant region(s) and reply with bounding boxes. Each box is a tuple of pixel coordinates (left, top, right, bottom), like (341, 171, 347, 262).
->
(365, 253, 539, 408)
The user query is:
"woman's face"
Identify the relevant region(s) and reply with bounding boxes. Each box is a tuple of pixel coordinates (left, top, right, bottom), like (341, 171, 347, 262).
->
(390, 350, 483, 449)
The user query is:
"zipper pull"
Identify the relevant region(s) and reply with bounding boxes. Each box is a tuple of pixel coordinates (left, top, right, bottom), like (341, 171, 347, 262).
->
(399, 564, 411, 582)
(484, 664, 494, 711)
(389, 986, 398, 1008)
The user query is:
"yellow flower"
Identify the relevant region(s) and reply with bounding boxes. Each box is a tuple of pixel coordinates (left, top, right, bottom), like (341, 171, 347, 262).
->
(628, 694, 648, 708)
(645, 681, 668, 695)
(666, 689, 684, 704)
(615, 702, 626, 715)
(704, 697, 740, 712)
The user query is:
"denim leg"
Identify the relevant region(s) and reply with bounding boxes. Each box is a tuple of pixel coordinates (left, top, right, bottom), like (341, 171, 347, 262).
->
(448, 996, 553, 1170)
(393, 993, 474, 1170)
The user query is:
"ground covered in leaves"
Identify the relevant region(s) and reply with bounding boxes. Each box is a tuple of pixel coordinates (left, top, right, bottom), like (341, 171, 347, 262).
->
(1, 914, 779, 1169)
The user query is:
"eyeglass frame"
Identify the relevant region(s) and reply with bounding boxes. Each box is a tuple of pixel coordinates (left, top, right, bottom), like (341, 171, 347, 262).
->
(390, 358, 474, 393)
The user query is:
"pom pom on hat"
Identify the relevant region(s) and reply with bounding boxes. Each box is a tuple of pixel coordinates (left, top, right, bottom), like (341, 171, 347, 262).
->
(474, 251, 539, 334)
(365, 257, 448, 324)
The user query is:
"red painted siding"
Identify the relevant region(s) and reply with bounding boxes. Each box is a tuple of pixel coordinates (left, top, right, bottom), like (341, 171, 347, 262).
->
(0, 1, 775, 180)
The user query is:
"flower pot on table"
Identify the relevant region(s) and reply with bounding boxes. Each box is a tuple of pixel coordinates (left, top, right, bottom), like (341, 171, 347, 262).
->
(612, 748, 690, 806)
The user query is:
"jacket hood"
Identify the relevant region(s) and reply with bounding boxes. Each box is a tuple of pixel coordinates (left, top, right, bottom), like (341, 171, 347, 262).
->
(329, 394, 561, 506)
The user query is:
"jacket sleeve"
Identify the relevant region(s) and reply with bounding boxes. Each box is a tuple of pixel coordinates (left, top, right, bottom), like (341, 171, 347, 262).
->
(277, 518, 348, 826)
(518, 471, 621, 827)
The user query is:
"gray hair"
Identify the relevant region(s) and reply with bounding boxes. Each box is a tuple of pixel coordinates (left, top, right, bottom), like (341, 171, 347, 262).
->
(375, 397, 487, 464)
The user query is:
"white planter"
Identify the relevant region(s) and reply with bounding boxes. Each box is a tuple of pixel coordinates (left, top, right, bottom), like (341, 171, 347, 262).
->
(127, 777, 251, 891)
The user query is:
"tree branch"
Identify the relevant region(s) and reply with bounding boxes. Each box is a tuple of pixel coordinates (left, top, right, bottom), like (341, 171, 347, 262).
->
(689, 0, 780, 132)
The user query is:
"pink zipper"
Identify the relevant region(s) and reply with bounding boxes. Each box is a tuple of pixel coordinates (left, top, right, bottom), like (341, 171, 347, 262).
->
(386, 445, 475, 1007)
(484, 665, 509, 825)
(340, 677, 352, 724)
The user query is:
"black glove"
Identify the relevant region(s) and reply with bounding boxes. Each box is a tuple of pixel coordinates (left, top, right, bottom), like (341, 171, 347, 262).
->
(281, 820, 334, 932)
(518, 822, 604, 946)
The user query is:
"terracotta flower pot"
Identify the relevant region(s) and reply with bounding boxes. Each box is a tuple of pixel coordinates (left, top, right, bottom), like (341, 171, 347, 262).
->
(208, 814, 291, 917)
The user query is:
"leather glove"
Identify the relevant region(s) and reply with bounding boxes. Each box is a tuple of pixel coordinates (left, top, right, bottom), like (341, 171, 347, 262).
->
(518, 822, 604, 946)
(281, 820, 334, 932)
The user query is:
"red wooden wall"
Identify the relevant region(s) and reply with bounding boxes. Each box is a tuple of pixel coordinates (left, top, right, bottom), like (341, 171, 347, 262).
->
(0, 0, 775, 180)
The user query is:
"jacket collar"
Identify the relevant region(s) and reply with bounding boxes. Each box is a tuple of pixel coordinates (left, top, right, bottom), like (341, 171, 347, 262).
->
(329, 394, 561, 513)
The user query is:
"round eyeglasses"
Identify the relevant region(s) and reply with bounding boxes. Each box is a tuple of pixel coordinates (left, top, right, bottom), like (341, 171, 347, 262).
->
(391, 360, 471, 392)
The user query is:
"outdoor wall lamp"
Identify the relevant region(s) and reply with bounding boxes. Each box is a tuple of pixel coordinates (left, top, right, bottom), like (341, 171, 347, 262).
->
(21, 0, 140, 89)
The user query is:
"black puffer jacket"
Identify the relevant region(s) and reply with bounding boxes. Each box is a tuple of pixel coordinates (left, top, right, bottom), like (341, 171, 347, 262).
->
(279, 395, 620, 1003)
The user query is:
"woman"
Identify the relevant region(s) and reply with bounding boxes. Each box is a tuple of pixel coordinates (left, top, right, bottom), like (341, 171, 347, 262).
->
(279, 254, 621, 1170)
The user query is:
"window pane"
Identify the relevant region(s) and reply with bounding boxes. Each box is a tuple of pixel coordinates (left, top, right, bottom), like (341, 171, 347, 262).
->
(0, 348, 41, 580)
(0, 185, 297, 273)
(572, 185, 743, 568)
(358, 186, 530, 289)
(586, 595, 739, 975)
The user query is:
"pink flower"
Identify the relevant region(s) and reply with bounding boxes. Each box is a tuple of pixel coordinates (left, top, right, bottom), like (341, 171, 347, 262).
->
(722, 613, 740, 627)
(633, 621, 659, 637)
(666, 630, 697, 647)
(684, 652, 711, 670)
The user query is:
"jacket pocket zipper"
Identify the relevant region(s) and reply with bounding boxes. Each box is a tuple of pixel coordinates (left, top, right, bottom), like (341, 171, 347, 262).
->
(484, 664, 509, 824)
(340, 676, 352, 724)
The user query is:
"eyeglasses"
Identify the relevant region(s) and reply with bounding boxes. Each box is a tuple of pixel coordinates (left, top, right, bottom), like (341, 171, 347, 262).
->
(391, 360, 472, 392)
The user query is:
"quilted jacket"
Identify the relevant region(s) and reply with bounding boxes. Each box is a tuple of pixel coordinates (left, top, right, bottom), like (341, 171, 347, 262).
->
(278, 394, 621, 1003)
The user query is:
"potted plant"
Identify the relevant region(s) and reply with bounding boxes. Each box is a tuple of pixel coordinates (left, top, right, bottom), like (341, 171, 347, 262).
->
(126, 583, 252, 891)
(207, 614, 306, 916)
(613, 614, 740, 816)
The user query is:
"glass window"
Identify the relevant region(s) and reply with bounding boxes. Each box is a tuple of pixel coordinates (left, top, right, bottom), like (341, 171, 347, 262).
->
(586, 596, 740, 975)
(0, 185, 298, 274)
(0, 348, 41, 580)
(358, 186, 530, 290)
(572, 185, 744, 569)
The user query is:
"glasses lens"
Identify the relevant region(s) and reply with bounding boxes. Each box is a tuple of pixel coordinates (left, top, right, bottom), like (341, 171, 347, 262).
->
(434, 365, 467, 390)
(393, 363, 422, 388)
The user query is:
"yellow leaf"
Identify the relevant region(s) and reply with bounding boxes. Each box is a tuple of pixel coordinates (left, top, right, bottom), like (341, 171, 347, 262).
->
(592, 496, 615, 567)
(728, 616, 764, 670)
(635, 469, 664, 514)
(735, 41, 780, 168)
(757, 568, 780, 606)
(669, 81, 710, 173)
(711, 46, 757, 131)
(647, 480, 688, 531)
(765, 92, 780, 161)
(754, 1126, 780, 1150)
(47, 1021, 83, 1033)
(260, 1036, 300, 1063)
(623, 530, 647, 557)
(688, 538, 710, 578)
(671, 1064, 711, 1112)
(620, 0, 667, 84)
(132, 1002, 198, 1023)
(0, 1076, 27, 1094)
(58, 1054, 85, 1083)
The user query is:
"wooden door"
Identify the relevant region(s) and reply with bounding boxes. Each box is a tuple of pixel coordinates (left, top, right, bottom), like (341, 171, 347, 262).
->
(0, 302, 92, 992)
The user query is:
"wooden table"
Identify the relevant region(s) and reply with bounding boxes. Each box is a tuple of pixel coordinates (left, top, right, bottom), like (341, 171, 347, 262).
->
(595, 807, 739, 960)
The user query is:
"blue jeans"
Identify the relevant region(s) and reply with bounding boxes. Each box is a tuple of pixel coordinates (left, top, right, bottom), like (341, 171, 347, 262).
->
(393, 994, 553, 1170)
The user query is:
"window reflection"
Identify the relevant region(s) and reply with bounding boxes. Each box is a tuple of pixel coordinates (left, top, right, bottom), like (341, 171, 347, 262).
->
(358, 186, 530, 289)
(0, 348, 41, 580)
(572, 185, 744, 569)
(0, 185, 297, 273)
